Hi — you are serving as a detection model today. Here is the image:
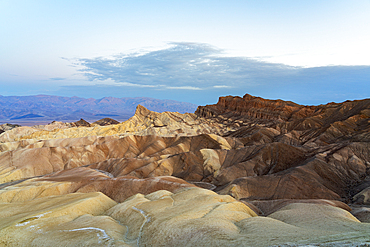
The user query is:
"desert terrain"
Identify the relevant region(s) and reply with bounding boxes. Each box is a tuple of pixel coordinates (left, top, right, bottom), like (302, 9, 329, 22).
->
(1, 93, 370, 246)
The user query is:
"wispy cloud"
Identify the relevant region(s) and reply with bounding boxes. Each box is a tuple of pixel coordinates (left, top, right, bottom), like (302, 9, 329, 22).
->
(166, 86, 202, 90)
(114, 82, 160, 88)
(213, 85, 231, 88)
(50, 77, 66, 80)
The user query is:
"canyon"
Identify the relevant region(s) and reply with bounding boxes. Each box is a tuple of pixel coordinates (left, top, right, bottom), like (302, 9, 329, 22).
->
(0, 93, 370, 246)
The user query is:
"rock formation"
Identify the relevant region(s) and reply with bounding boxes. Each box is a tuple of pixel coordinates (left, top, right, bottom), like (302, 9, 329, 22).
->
(196, 94, 370, 203)
(0, 105, 229, 143)
(1, 94, 370, 246)
(93, 118, 120, 126)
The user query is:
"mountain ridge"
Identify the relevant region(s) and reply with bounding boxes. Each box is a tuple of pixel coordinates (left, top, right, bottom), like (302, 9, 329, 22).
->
(0, 94, 197, 125)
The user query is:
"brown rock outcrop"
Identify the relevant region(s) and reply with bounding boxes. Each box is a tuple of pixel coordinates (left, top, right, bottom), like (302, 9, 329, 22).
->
(0, 167, 196, 203)
(72, 118, 91, 127)
(0, 133, 240, 183)
(195, 94, 370, 204)
(93, 118, 120, 126)
(196, 93, 370, 145)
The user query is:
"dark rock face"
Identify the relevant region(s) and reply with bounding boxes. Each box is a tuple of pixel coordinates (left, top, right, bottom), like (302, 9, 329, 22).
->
(196, 93, 370, 143)
(72, 118, 91, 127)
(196, 94, 309, 121)
(93, 118, 120, 126)
(196, 93, 370, 203)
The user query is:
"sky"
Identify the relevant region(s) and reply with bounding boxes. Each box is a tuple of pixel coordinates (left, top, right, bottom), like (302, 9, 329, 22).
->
(1, 0, 370, 106)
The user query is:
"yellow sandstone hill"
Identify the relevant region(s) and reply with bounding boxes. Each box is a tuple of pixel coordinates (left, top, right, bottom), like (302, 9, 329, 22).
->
(1, 187, 370, 246)
(0, 105, 231, 143)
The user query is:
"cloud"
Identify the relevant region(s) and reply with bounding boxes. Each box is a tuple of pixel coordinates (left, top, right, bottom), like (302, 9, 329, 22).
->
(50, 77, 66, 80)
(166, 86, 202, 90)
(65, 42, 370, 106)
(74, 42, 299, 90)
(213, 85, 231, 88)
(114, 82, 160, 88)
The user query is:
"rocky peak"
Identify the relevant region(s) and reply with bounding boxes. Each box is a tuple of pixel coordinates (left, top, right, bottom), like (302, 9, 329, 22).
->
(72, 118, 91, 127)
(134, 104, 152, 117)
(92, 118, 120, 126)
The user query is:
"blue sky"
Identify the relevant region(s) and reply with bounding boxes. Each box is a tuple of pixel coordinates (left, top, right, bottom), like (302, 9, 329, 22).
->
(1, 0, 370, 105)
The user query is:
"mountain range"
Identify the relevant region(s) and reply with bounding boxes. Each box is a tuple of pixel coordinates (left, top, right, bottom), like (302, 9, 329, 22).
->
(0, 95, 197, 125)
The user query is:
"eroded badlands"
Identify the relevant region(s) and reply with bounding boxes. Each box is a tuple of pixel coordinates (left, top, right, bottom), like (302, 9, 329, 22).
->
(1, 94, 370, 246)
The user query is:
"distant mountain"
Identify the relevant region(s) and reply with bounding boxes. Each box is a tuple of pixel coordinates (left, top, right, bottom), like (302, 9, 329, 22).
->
(0, 95, 197, 125)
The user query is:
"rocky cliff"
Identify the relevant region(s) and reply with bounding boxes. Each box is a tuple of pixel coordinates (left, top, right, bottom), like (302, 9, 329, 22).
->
(1, 95, 370, 246)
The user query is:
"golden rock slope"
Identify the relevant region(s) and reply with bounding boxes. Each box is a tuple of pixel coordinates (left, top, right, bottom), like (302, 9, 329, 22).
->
(0, 105, 230, 143)
(2, 187, 370, 247)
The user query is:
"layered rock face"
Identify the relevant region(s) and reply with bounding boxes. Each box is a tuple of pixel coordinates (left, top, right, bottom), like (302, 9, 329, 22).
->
(196, 94, 370, 202)
(1, 96, 370, 246)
